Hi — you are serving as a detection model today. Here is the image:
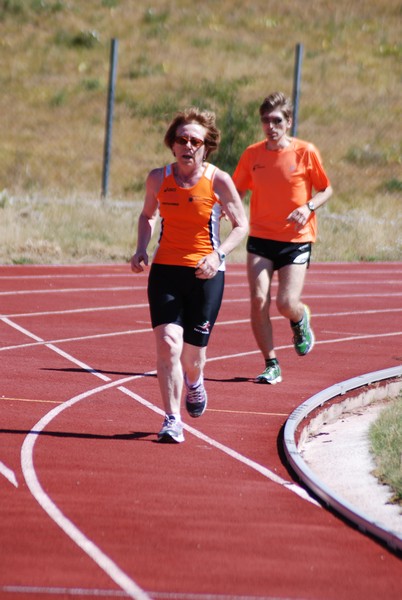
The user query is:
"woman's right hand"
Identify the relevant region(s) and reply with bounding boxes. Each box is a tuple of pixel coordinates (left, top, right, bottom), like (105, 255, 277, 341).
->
(130, 251, 148, 273)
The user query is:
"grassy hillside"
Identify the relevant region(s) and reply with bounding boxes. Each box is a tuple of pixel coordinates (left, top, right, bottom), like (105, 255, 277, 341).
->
(0, 0, 401, 263)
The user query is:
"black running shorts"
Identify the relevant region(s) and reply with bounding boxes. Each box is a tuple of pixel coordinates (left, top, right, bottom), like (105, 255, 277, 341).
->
(147, 263, 225, 347)
(246, 236, 312, 271)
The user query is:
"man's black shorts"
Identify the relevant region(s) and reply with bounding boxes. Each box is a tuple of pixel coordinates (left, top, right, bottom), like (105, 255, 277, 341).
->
(246, 236, 312, 271)
(147, 263, 224, 347)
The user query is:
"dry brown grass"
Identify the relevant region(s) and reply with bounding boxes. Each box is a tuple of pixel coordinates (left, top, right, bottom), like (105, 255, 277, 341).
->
(0, 0, 401, 263)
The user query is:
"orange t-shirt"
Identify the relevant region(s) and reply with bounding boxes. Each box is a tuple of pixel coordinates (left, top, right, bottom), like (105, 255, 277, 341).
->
(233, 138, 330, 243)
(153, 162, 224, 268)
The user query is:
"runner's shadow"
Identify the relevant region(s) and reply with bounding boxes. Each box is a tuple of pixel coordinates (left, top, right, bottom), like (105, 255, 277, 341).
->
(42, 369, 250, 382)
(41, 367, 157, 378)
(205, 376, 253, 383)
(0, 429, 155, 441)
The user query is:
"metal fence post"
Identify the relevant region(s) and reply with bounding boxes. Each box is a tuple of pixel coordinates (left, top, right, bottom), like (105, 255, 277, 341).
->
(291, 43, 303, 137)
(101, 38, 119, 199)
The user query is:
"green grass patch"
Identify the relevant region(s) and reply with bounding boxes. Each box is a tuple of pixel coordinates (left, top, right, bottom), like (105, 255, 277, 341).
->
(1, 0, 64, 16)
(54, 29, 101, 49)
(382, 178, 402, 193)
(12, 256, 36, 265)
(1, 0, 401, 262)
(345, 145, 394, 167)
(369, 393, 402, 506)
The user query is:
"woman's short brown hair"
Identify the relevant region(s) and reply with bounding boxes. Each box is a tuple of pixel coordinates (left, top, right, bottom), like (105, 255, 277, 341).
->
(164, 107, 221, 159)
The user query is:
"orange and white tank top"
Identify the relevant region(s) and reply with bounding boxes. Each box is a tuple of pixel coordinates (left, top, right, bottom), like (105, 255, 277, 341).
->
(153, 162, 224, 269)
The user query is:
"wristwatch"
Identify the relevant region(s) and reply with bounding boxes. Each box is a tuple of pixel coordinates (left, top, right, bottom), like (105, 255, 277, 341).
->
(307, 200, 315, 212)
(215, 249, 226, 262)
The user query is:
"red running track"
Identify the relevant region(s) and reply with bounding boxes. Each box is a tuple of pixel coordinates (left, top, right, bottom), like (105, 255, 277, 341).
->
(0, 262, 401, 600)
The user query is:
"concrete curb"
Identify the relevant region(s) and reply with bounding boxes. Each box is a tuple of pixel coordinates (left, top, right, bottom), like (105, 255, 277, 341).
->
(283, 366, 402, 553)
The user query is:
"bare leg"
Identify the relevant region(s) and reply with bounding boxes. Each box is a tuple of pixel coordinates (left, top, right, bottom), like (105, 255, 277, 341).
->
(153, 323, 184, 416)
(181, 342, 207, 387)
(276, 263, 308, 322)
(247, 253, 276, 359)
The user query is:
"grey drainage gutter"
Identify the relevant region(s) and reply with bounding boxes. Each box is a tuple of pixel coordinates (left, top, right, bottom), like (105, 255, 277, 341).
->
(283, 366, 402, 553)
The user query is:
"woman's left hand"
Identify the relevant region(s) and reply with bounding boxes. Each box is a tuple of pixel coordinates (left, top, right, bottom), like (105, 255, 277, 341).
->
(195, 252, 220, 279)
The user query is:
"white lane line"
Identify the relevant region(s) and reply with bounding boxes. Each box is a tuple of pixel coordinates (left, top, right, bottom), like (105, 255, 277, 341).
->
(307, 279, 402, 286)
(8, 312, 314, 506)
(0, 327, 152, 352)
(206, 331, 402, 363)
(0, 586, 281, 599)
(4, 303, 149, 318)
(8, 317, 317, 597)
(0, 282, 401, 298)
(0, 286, 139, 297)
(1, 322, 401, 355)
(0, 318, 109, 381)
(1, 585, 127, 597)
(0, 461, 18, 487)
(21, 376, 152, 600)
(217, 307, 402, 327)
(0, 273, 136, 280)
(22, 369, 314, 599)
(119, 387, 319, 506)
(303, 292, 402, 298)
(0, 283, 245, 299)
(0, 263, 399, 281)
(2, 302, 402, 321)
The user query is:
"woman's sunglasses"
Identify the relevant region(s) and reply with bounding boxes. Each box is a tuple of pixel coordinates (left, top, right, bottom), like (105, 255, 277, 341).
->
(174, 135, 205, 149)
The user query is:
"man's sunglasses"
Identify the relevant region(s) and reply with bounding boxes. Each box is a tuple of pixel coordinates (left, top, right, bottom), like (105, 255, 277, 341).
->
(260, 116, 284, 125)
(174, 135, 205, 149)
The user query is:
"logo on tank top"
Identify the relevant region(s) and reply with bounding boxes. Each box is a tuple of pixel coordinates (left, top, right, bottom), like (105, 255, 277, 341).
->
(252, 164, 265, 171)
(163, 187, 177, 192)
(188, 195, 205, 203)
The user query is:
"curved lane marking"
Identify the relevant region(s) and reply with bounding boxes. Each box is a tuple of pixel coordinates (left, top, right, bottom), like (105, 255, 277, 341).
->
(21, 376, 152, 600)
(3, 316, 314, 500)
(4, 316, 315, 598)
